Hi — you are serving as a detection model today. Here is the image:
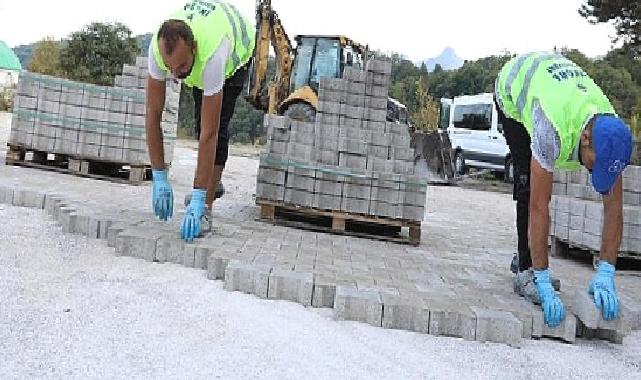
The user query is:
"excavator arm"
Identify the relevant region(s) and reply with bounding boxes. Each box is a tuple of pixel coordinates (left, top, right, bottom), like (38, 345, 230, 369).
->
(246, 0, 293, 114)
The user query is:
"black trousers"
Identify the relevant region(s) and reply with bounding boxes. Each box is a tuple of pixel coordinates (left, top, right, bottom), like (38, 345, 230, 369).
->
(495, 98, 533, 271)
(192, 63, 249, 166)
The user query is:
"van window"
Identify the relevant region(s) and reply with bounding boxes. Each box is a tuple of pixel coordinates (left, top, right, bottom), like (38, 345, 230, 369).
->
(439, 102, 450, 130)
(452, 103, 492, 131)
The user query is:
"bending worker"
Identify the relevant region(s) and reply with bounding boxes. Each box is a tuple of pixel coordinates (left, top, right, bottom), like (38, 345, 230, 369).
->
(145, 0, 255, 241)
(494, 52, 633, 327)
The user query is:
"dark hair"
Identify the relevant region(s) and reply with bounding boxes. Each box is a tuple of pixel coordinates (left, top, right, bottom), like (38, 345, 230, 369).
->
(157, 19, 194, 55)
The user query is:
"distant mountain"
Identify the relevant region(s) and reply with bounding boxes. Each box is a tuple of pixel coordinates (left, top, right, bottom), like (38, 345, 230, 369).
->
(422, 47, 463, 72)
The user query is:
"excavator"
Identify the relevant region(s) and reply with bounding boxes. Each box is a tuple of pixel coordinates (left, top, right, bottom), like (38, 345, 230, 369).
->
(246, 0, 455, 182)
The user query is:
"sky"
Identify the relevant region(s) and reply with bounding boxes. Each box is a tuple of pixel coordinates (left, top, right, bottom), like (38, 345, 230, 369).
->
(0, 0, 618, 63)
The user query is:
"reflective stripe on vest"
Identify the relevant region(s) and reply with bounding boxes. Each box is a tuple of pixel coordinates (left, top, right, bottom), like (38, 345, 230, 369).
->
(515, 54, 559, 114)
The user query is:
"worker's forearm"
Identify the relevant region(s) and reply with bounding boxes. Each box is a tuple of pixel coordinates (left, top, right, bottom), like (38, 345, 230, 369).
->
(194, 128, 218, 189)
(145, 109, 165, 169)
(529, 203, 550, 270)
(601, 201, 623, 265)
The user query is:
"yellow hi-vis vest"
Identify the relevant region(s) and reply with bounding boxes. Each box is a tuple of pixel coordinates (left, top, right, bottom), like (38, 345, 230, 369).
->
(495, 52, 616, 170)
(152, 0, 255, 89)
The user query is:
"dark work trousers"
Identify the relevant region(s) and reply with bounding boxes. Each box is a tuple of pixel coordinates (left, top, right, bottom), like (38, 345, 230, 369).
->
(192, 63, 249, 167)
(495, 98, 533, 271)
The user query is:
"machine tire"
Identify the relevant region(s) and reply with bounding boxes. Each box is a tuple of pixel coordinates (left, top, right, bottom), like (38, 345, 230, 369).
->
(282, 102, 316, 122)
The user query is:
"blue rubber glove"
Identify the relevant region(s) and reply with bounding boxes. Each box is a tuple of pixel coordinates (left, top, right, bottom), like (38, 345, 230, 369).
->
(588, 261, 619, 321)
(152, 170, 173, 221)
(181, 189, 207, 242)
(534, 269, 566, 327)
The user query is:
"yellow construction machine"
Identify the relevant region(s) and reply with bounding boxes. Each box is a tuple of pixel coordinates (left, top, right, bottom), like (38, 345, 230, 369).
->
(246, 0, 369, 121)
(246, 0, 455, 182)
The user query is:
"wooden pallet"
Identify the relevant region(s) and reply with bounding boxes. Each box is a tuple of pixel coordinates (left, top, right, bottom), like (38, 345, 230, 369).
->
(5, 143, 151, 184)
(257, 199, 422, 245)
(551, 235, 641, 268)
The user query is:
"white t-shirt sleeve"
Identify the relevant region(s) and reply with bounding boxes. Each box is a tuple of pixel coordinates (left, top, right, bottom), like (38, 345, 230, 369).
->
(202, 38, 230, 96)
(530, 101, 561, 173)
(147, 44, 167, 81)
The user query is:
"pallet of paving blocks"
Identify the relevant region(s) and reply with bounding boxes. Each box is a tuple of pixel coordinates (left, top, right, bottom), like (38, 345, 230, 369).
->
(550, 165, 641, 265)
(255, 59, 425, 245)
(6, 56, 179, 183)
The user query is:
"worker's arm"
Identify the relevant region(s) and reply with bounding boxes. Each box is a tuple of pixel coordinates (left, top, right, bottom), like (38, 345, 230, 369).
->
(193, 90, 223, 189)
(145, 76, 167, 169)
(600, 175, 623, 265)
(529, 158, 554, 270)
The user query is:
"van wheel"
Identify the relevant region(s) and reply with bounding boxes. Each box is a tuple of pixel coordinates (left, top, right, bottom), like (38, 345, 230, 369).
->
(282, 102, 316, 122)
(504, 157, 514, 183)
(454, 151, 466, 175)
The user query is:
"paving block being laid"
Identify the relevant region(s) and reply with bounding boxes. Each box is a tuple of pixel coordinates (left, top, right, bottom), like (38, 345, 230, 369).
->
(207, 254, 231, 280)
(0, 186, 15, 204)
(182, 244, 196, 268)
(381, 293, 430, 333)
(224, 260, 272, 299)
(334, 285, 383, 327)
(268, 270, 314, 306)
(12, 189, 46, 209)
(471, 307, 522, 348)
(531, 307, 577, 343)
(573, 289, 630, 330)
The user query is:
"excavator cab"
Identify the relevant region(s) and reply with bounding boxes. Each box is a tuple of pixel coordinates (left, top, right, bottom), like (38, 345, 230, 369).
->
(278, 35, 366, 121)
(290, 36, 364, 94)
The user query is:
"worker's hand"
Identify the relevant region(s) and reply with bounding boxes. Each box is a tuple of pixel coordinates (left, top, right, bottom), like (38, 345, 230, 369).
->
(588, 261, 619, 321)
(152, 169, 173, 221)
(181, 189, 207, 242)
(534, 269, 566, 327)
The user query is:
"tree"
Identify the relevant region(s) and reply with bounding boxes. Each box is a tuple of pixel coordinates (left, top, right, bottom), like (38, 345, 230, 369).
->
(411, 79, 440, 131)
(59, 22, 138, 86)
(579, 1, 641, 53)
(28, 37, 63, 76)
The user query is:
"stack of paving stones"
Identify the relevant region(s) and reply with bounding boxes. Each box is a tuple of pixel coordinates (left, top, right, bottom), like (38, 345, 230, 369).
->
(9, 56, 178, 166)
(550, 165, 641, 342)
(551, 166, 641, 254)
(257, 59, 425, 221)
(5, 183, 640, 347)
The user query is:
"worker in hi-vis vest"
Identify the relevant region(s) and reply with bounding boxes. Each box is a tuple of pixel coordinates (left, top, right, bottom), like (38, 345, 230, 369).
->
(495, 52, 633, 327)
(145, 0, 255, 242)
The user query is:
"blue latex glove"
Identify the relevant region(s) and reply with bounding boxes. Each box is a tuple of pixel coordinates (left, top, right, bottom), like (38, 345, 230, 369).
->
(588, 261, 619, 321)
(534, 269, 566, 327)
(152, 170, 173, 221)
(181, 189, 207, 242)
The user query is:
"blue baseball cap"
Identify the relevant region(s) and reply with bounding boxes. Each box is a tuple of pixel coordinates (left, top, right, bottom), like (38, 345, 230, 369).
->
(591, 115, 633, 195)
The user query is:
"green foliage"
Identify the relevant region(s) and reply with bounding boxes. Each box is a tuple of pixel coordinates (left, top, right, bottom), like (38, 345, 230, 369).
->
(28, 37, 63, 76)
(580, 1, 641, 52)
(59, 22, 138, 86)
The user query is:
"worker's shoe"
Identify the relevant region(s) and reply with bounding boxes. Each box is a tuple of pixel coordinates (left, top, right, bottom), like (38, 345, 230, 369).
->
(513, 269, 541, 304)
(511, 253, 560, 291)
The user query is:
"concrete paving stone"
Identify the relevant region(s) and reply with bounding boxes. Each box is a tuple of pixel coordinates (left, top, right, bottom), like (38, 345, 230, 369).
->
(181, 243, 196, 268)
(339, 137, 368, 156)
(348, 82, 366, 95)
(530, 307, 577, 343)
(14, 189, 46, 209)
(312, 275, 337, 308)
(319, 77, 348, 92)
(339, 115, 363, 129)
(284, 188, 313, 207)
(318, 101, 341, 115)
(365, 84, 387, 99)
(43, 194, 64, 215)
(340, 104, 364, 119)
(342, 67, 367, 83)
(58, 207, 78, 233)
(572, 289, 630, 334)
(381, 293, 429, 333)
(364, 96, 387, 110)
(256, 182, 285, 202)
(155, 235, 185, 264)
(471, 307, 522, 348)
(207, 254, 231, 280)
(224, 260, 272, 298)
(366, 59, 392, 75)
(266, 140, 288, 155)
(420, 298, 476, 340)
(114, 227, 163, 262)
(0, 185, 15, 205)
(290, 131, 315, 145)
(268, 269, 314, 306)
(333, 285, 383, 327)
(316, 113, 341, 126)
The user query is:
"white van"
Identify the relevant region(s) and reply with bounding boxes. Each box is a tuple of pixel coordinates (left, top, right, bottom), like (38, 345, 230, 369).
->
(440, 93, 514, 182)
